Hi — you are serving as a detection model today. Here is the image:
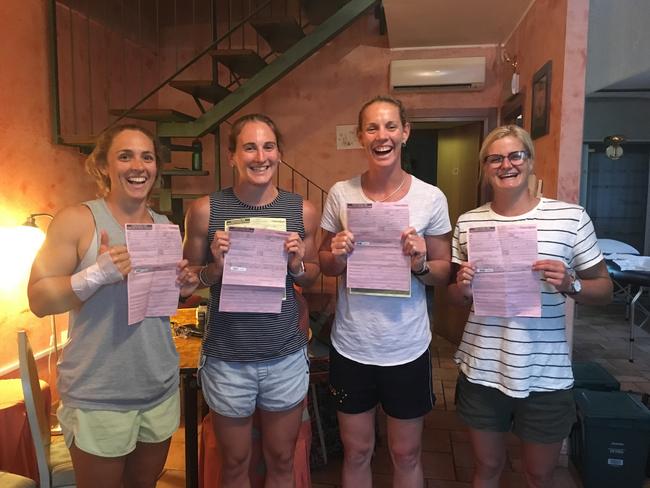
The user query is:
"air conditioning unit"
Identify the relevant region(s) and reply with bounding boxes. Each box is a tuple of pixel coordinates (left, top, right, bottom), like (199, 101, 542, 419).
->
(390, 57, 486, 92)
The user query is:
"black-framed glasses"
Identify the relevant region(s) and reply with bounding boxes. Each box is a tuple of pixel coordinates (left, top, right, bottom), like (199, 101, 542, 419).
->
(483, 150, 530, 166)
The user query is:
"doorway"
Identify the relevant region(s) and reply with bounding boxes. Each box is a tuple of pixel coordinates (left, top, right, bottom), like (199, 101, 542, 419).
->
(585, 144, 649, 254)
(405, 120, 484, 345)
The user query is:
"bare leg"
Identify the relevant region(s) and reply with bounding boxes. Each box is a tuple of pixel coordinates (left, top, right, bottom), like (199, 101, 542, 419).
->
(337, 408, 376, 488)
(386, 415, 424, 487)
(467, 428, 507, 488)
(69, 442, 126, 488)
(212, 411, 254, 488)
(123, 439, 171, 488)
(520, 440, 563, 488)
(259, 402, 304, 488)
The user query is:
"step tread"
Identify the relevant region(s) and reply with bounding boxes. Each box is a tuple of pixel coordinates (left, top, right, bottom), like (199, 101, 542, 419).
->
(211, 49, 267, 78)
(250, 17, 305, 52)
(169, 80, 231, 104)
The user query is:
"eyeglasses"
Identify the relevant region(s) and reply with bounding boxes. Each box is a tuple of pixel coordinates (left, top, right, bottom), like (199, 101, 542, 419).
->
(483, 150, 530, 166)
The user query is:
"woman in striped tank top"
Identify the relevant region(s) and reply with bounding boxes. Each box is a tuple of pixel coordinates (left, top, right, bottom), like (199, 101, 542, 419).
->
(183, 114, 320, 487)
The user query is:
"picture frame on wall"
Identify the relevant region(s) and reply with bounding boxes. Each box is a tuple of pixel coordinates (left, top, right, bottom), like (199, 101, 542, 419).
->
(531, 61, 552, 139)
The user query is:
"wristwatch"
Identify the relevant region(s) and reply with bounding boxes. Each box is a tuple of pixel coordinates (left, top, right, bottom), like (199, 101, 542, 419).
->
(566, 273, 582, 296)
(413, 261, 430, 276)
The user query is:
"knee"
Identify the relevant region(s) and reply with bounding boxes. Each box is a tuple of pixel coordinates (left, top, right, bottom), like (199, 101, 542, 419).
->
(474, 452, 506, 480)
(221, 451, 250, 478)
(389, 442, 421, 471)
(523, 465, 555, 488)
(264, 447, 295, 475)
(343, 439, 375, 468)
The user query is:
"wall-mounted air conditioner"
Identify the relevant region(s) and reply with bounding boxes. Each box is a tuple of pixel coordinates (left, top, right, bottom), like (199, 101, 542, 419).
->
(390, 57, 486, 92)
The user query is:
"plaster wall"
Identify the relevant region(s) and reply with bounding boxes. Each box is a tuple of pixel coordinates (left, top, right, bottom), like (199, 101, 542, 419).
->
(0, 0, 96, 375)
(503, 0, 588, 202)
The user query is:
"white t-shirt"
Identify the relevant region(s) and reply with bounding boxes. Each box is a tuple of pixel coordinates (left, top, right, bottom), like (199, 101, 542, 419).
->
(451, 198, 604, 397)
(321, 175, 451, 366)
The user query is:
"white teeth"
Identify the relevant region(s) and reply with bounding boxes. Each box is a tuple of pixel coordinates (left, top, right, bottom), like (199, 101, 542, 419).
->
(128, 177, 146, 183)
(250, 165, 270, 173)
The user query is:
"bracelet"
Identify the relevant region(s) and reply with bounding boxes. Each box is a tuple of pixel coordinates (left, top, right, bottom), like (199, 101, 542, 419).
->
(198, 265, 215, 287)
(412, 260, 429, 276)
(289, 260, 306, 278)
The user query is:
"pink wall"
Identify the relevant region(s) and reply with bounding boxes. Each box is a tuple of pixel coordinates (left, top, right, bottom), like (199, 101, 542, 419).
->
(503, 0, 588, 201)
(0, 0, 96, 374)
(156, 13, 501, 209)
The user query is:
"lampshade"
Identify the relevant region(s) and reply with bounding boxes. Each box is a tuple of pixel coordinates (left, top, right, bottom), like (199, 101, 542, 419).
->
(0, 214, 51, 300)
(605, 144, 623, 160)
(604, 135, 625, 161)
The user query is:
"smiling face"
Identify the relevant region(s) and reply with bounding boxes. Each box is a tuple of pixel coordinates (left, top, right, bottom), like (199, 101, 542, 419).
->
(357, 101, 410, 169)
(102, 129, 158, 201)
(229, 120, 281, 187)
(483, 135, 534, 195)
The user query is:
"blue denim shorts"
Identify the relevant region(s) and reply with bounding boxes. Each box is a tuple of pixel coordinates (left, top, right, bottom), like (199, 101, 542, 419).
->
(199, 347, 309, 418)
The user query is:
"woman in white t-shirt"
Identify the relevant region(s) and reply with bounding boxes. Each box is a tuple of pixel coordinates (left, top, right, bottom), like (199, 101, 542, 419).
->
(319, 95, 452, 487)
(448, 125, 612, 487)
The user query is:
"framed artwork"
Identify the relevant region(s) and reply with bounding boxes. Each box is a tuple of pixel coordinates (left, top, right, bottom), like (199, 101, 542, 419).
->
(531, 61, 552, 139)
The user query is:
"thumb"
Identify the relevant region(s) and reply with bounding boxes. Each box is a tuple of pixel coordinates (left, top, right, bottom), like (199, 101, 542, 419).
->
(98, 230, 110, 254)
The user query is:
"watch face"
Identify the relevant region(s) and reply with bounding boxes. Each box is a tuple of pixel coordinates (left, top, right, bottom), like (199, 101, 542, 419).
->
(572, 278, 582, 294)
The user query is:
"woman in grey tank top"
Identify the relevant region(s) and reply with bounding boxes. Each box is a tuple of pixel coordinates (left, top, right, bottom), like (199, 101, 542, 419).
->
(28, 124, 198, 488)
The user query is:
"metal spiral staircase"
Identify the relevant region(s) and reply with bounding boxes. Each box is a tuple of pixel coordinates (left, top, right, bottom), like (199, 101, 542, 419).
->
(50, 0, 378, 225)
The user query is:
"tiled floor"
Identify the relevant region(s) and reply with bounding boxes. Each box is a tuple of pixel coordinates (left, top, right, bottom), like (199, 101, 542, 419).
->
(158, 302, 650, 487)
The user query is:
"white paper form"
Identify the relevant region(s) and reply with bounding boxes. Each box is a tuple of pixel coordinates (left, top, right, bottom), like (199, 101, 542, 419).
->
(346, 203, 411, 297)
(126, 223, 182, 325)
(219, 227, 289, 313)
(468, 224, 541, 317)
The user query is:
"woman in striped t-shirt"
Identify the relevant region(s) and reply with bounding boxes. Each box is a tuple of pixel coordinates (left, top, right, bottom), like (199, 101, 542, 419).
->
(183, 114, 320, 487)
(448, 125, 612, 488)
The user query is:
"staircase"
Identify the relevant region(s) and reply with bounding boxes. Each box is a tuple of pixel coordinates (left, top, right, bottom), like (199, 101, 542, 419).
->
(49, 0, 381, 305)
(52, 0, 376, 224)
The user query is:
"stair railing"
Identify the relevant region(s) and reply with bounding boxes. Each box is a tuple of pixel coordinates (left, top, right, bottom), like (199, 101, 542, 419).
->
(107, 0, 277, 131)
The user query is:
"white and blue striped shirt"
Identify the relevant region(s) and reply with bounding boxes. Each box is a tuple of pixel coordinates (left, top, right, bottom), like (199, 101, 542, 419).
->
(452, 198, 603, 397)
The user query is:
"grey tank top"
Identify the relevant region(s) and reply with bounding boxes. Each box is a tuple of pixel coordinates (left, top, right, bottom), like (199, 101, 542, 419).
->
(57, 199, 179, 410)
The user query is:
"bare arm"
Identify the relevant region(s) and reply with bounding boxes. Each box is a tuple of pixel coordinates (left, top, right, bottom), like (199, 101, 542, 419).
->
(419, 233, 452, 286)
(447, 261, 475, 307)
(28, 207, 87, 316)
(182, 196, 218, 287)
(286, 200, 320, 287)
(26, 204, 131, 317)
(533, 259, 613, 305)
(318, 230, 353, 277)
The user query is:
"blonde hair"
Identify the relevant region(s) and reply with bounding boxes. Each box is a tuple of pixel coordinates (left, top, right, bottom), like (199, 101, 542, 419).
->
(479, 125, 535, 163)
(86, 124, 163, 196)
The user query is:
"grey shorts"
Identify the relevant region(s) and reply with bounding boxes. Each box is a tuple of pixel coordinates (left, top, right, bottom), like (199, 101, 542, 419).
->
(199, 347, 310, 418)
(455, 373, 576, 444)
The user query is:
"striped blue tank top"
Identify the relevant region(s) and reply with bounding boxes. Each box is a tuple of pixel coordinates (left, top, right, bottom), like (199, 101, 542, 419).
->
(203, 187, 307, 361)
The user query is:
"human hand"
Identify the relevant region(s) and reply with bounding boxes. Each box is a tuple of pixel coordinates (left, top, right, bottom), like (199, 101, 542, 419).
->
(285, 232, 305, 275)
(331, 230, 355, 262)
(401, 227, 427, 272)
(456, 262, 475, 297)
(177, 259, 199, 297)
(209, 230, 230, 274)
(532, 259, 571, 292)
(70, 230, 127, 301)
(98, 230, 130, 280)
